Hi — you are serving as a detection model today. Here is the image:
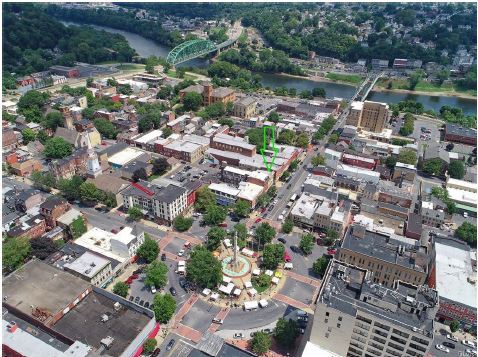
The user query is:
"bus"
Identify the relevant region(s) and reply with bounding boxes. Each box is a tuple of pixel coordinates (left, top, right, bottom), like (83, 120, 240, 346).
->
(289, 194, 298, 202)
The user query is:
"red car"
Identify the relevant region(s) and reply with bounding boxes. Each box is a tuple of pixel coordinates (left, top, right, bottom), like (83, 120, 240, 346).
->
(125, 279, 133, 285)
(260, 207, 267, 213)
(130, 274, 139, 280)
(284, 251, 292, 263)
(255, 218, 262, 223)
(219, 223, 228, 227)
(327, 248, 337, 255)
(111, 229, 118, 234)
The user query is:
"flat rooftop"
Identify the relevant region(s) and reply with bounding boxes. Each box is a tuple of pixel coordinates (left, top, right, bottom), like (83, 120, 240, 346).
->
(319, 261, 437, 336)
(434, 238, 476, 308)
(134, 129, 163, 144)
(3, 260, 91, 323)
(108, 147, 145, 166)
(213, 133, 256, 151)
(64, 251, 110, 279)
(341, 224, 428, 273)
(52, 290, 152, 357)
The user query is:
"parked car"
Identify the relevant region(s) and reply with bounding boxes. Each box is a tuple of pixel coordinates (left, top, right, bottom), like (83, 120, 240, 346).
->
(255, 218, 262, 223)
(161, 253, 167, 261)
(466, 349, 477, 356)
(151, 285, 157, 294)
(139, 300, 144, 306)
(290, 246, 301, 253)
(442, 342, 455, 349)
(212, 318, 224, 324)
(166, 339, 175, 351)
(297, 316, 309, 323)
(435, 344, 449, 353)
(299, 328, 305, 334)
(129, 296, 134, 301)
(169, 287, 177, 296)
(144, 302, 150, 309)
(134, 296, 140, 303)
(111, 229, 118, 234)
(262, 328, 273, 335)
(446, 334, 458, 342)
(178, 249, 185, 256)
(462, 340, 476, 348)
(233, 333, 244, 339)
(151, 348, 161, 357)
(297, 310, 308, 317)
(218, 223, 228, 227)
(327, 248, 337, 255)
(278, 237, 287, 244)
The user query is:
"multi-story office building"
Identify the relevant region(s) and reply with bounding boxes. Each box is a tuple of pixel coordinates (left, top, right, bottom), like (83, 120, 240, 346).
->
(309, 260, 438, 357)
(346, 101, 389, 133)
(121, 180, 188, 225)
(337, 224, 431, 288)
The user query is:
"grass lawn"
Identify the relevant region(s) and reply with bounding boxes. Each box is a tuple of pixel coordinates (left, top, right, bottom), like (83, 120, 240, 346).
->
(119, 63, 145, 71)
(376, 78, 477, 96)
(166, 69, 197, 80)
(148, 174, 161, 182)
(326, 72, 364, 84)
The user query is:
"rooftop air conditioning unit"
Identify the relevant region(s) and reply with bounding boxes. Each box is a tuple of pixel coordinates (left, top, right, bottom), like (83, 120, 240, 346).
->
(101, 314, 109, 323)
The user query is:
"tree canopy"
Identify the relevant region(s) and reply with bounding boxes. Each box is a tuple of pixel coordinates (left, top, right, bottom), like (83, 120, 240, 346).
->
(113, 282, 129, 297)
(144, 261, 168, 289)
(204, 204, 226, 226)
(43, 137, 72, 159)
(174, 216, 193, 232)
(262, 243, 285, 269)
(455, 222, 476, 247)
(3, 237, 30, 273)
(274, 317, 299, 348)
(137, 235, 159, 263)
(251, 331, 272, 355)
(206, 226, 227, 251)
(152, 293, 176, 323)
(186, 246, 222, 289)
(255, 222, 276, 247)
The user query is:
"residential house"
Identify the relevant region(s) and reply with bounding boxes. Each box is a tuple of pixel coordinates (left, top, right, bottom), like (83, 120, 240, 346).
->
(9, 159, 42, 177)
(15, 189, 43, 212)
(7, 214, 46, 239)
(40, 196, 70, 228)
(86, 174, 131, 206)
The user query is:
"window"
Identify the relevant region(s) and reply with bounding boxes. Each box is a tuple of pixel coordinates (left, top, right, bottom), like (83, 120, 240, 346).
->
(325, 333, 329, 338)
(325, 319, 328, 323)
(337, 323, 341, 328)
(326, 312, 330, 317)
(338, 316, 343, 321)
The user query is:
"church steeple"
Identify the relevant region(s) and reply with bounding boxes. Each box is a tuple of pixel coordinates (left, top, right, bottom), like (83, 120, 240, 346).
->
(85, 133, 102, 178)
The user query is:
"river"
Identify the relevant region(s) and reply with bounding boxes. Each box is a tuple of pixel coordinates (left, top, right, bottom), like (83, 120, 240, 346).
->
(63, 21, 477, 115)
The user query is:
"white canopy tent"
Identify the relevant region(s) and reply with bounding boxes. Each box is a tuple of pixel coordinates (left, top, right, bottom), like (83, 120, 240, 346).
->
(252, 269, 261, 276)
(244, 281, 253, 289)
(233, 288, 242, 296)
(202, 288, 211, 296)
(248, 288, 258, 296)
(265, 270, 273, 276)
(210, 292, 220, 301)
(272, 277, 280, 285)
(219, 282, 235, 295)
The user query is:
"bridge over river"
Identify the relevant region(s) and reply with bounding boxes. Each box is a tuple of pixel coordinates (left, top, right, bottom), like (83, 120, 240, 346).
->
(166, 38, 237, 66)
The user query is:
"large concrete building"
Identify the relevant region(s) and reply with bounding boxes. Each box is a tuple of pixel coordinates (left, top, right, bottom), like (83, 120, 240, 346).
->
(179, 81, 236, 106)
(337, 224, 431, 288)
(346, 101, 389, 132)
(233, 97, 257, 119)
(309, 260, 438, 357)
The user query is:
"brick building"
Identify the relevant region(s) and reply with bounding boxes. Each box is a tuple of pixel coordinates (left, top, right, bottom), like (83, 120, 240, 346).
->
(40, 197, 70, 228)
(179, 81, 236, 106)
(444, 123, 477, 145)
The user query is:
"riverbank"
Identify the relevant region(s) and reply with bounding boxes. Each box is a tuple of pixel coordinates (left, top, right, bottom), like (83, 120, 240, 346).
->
(371, 85, 477, 100)
(274, 72, 357, 87)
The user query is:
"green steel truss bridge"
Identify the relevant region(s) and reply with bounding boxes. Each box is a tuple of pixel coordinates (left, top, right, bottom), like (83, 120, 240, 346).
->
(166, 38, 237, 66)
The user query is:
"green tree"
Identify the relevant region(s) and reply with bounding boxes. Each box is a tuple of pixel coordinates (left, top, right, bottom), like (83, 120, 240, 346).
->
(311, 155, 325, 166)
(31, 171, 56, 192)
(289, 160, 299, 171)
(218, 117, 235, 127)
(255, 223, 276, 247)
(449, 320, 460, 333)
(449, 160, 465, 179)
(274, 317, 299, 348)
(277, 129, 296, 145)
(282, 218, 294, 234)
(254, 273, 272, 289)
(296, 133, 309, 148)
(71, 216, 87, 239)
(127, 206, 143, 221)
(132, 168, 148, 183)
(79, 182, 101, 203)
(43, 137, 72, 159)
(207, 226, 227, 251)
(328, 133, 339, 144)
(251, 331, 272, 355)
(143, 338, 157, 354)
(257, 193, 271, 208)
(455, 222, 477, 247)
(299, 233, 314, 255)
(174, 216, 193, 232)
(183, 92, 203, 111)
(21, 128, 37, 144)
(144, 261, 168, 289)
(312, 87, 326, 97)
(323, 229, 338, 246)
(385, 156, 397, 169)
(137, 235, 159, 263)
(58, 175, 84, 201)
(113, 282, 129, 297)
(408, 69, 425, 90)
(397, 149, 417, 165)
(268, 111, 281, 123)
(431, 187, 449, 201)
(3, 237, 30, 273)
(262, 243, 285, 269)
(436, 69, 450, 85)
(313, 257, 329, 277)
(37, 130, 49, 144)
(152, 293, 176, 323)
(233, 223, 248, 248)
(152, 157, 170, 175)
(94, 118, 117, 139)
(204, 204, 226, 226)
(186, 246, 222, 289)
(195, 187, 216, 212)
(234, 199, 251, 218)
(43, 111, 63, 130)
(423, 158, 444, 176)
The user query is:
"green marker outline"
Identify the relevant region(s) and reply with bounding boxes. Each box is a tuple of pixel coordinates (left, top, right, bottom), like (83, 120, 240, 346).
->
(260, 125, 279, 172)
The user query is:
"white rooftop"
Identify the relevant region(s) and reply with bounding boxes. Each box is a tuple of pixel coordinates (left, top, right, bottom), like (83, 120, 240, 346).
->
(435, 241, 476, 308)
(291, 193, 321, 219)
(395, 162, 416, 170)
(135, 130, 163, 144)
(350, 101, 364, 110)
(447, 187, 477, 206)
(63, 251, 110, 278)
(209, 182, 240, 197)
(108, 147, 144, 166)
(447, 177, 477, 191)
(302, 342, 342, 357)
(74, 227, 129, 262)
(56, 208, 82, 226)
(237, 182, 263, 202)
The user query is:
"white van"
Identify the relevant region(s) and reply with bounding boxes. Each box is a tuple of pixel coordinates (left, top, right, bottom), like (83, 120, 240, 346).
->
(259, 299, 269, 308)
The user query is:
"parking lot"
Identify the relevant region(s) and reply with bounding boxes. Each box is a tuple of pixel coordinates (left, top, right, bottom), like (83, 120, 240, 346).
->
(279, 278, 316, 305)
(165, 160, 222, 186)
(411, 119, 441, 145)
(181, 299, 221, 333)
